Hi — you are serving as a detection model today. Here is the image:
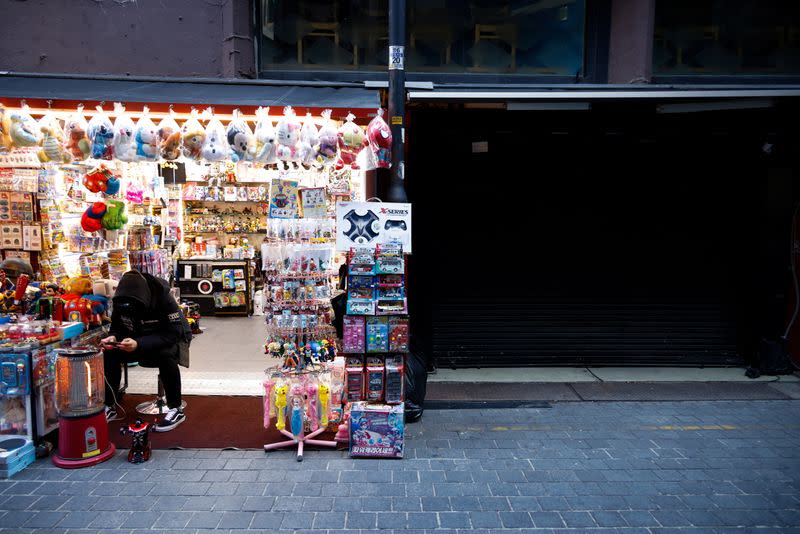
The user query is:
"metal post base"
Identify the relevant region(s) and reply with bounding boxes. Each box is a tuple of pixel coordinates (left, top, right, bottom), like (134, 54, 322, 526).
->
(136, 398, 187, 416)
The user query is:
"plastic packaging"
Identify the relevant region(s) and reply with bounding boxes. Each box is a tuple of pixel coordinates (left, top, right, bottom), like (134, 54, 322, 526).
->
(366, 109, 392, 169)
(275, 106, 301, 169)
(8, 105, 39, 148)
(299, 113, 320, 168)
(253, 106, 278, 166)
(112, 103, 137, 162)
(157, 110, 182, 161)
(226, 109, 254, 162)
(37, 112, 71, 164)
(133, 106, 159, 161)
(87, 105, 114, 160)
(63, 106, 91, 161)
(180, 108, 206, 161)
(336, 112, 366, 170)
(314, 109, 338, 168)
(201, 109, 230, 162)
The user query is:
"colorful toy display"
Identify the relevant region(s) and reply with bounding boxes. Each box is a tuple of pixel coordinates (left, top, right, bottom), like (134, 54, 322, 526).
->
(86, 106, 114, 160)
(366, 109, 392, 169)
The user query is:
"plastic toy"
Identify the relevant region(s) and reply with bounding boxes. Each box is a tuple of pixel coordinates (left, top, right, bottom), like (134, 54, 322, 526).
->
(366, 109, 392, 168)
(318, 383, 330, 427)
(8, 107, 39, 148)
(306, 381, 319, 432)
(346, 356, 365, 402)
(81, 202, 107, 233)
(274, 384, 288, 430)
(366, 356, 385, 401)
(37, 113, 71, 164)
(263, 379, 274, 429)
(157, 111, 182, 161)
(253, 106, 279, 167)
(299, 113, 319, 168)
(201, 112, 229, 162)
(64, 107, 91, 160)
(112, 103, 137, 162)
(314, 109, 338, 167)
(119, 419, 152, 463)
(289, 382, 305, 436)
(366, 317, 389, 352)
(87, 105, 114, 160)
(275, 106, 301, 169)
(180, 108, 206, 161)
(384, 355, 404, 404)
(388, 317, 409, 352)
(134, 107, 159, 161)
(226, 109, 254, 162)
(343, 315, 366, 353)
(101, 199, 128, 230)
(336, 113, 365, 170)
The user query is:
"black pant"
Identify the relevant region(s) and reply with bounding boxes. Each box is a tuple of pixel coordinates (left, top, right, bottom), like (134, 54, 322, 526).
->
(104, 346, 182, 409)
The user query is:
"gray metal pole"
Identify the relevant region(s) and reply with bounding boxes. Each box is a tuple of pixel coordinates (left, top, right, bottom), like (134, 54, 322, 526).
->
(387, 0, 408, 202)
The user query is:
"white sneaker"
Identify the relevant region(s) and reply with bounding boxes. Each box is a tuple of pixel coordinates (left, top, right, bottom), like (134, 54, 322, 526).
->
(105, 406, 119, 422)
(154, 408, 185, 432)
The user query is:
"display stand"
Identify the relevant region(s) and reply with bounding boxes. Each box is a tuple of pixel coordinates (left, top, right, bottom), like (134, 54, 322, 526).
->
(263, 426, 337, 462)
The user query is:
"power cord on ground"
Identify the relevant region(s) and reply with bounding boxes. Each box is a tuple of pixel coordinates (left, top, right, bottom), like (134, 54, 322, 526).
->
(585, 368, 604, 382)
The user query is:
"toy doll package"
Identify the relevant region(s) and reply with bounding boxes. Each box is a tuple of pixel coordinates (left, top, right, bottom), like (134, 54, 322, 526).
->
(349, 402, 404, 458)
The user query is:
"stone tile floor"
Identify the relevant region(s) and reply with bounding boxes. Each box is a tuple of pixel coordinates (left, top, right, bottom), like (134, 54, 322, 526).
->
(1, 400, 799, 533)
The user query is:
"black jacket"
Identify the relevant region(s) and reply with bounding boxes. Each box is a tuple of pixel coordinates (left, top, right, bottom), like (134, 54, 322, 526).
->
(110, 271, 192, 355)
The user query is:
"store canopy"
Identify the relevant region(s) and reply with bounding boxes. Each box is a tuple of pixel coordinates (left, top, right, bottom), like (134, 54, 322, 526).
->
(0, 73, 380, 118)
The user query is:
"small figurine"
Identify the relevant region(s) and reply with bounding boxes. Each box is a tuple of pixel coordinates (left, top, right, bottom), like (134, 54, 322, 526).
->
(119, 419, 152, 464)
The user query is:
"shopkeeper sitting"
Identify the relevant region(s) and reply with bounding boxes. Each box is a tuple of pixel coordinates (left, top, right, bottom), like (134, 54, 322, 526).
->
(101, 270, 192, 432)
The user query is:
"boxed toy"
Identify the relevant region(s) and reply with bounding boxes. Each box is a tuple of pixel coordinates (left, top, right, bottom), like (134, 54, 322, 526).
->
(349, 402, 404, 458)
(343, 315, 366, 353)
(365, 356, 385, 401)
(366, 316, 389, 353)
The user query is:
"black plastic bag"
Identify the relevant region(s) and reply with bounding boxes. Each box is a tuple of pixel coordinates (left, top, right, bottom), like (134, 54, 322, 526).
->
(404, 349, 427, 423)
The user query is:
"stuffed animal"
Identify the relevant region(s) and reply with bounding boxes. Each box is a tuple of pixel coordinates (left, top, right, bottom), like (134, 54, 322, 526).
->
(315, 109, 338, 168)
(87, 106, 114, 160)
(180, 108, 205, 161)
(64, 108, 91, 161)
(37, 113, 71, 164)
(366, 109, 392, 169)
(112, 103, 136, 162)
(134, 107, 158, 161)
(157, 113, 181, 161)
(105, 174, 121, 195)
(83, 165, 111, 193)
(336, 113, 365, 170)
(226, 110, 254, 162)
(81, 202, 107, 233)
(0, 105, 12, 152)
(101, 199, 128, 230)
(9, 109, 39, 147)
(253, 106, 279, 168)
(62, 277, 93, 301)
(201, 115, 229, 162)
(299, 113, 320, 168)
(275, 106, 302, 169)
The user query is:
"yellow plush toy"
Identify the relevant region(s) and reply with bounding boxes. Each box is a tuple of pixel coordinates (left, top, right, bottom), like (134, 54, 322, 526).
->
(0, 105, 14, 152)
(38, 114, 72, 163)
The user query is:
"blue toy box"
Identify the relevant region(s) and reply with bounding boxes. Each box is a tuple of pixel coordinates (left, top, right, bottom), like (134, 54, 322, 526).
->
(349, 402, 404, 458)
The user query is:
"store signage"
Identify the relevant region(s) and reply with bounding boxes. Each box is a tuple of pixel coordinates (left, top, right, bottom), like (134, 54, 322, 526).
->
(336, 201, 412, 253)
(389, 46, 405, 70)
(472, 141, 489, 153)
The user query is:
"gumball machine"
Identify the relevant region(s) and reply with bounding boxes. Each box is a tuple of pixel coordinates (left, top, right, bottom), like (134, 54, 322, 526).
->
(51, 348, 115, 468)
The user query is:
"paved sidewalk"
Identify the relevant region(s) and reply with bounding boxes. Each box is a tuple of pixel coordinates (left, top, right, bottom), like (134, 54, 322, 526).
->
(1, 400, 799, 533)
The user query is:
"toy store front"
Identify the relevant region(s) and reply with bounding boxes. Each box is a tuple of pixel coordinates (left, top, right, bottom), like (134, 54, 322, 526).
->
(0, 73, 411, 457)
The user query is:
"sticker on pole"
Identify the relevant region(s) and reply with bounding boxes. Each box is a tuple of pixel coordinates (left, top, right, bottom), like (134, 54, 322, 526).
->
(389, 46, 405, 70)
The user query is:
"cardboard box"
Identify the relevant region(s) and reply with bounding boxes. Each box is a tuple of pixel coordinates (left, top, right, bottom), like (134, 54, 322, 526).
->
(349, 402, 404, 459)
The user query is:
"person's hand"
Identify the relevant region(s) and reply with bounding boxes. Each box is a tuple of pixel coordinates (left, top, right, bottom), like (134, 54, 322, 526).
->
(100, 336, 117, 349)
(117, 338, 138, 353)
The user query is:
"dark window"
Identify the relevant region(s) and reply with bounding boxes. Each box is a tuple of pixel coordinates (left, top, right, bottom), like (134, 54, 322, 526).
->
(259, 0, 585, 76)
(654, 0, 800, 75)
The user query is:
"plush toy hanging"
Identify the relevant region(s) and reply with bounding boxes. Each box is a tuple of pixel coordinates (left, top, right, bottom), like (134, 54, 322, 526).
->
(275, 106, 302, 169)
(180, 108, 205, 161)
(253, 106, 278, 167)
(299, 112, 320, 169)
(83, 165, 120, 195)
(37, 112, 71, 164)
(366, 109, 392, 169)
(201, 108, 230, 162)
(134, 106, 159, 161)
(315, 109, 338, 168)
(9, 105, 40, 148)
(157, 109, 182, 161)
(0, 105, 12, 152)
(226, 109, 254, 163)
(336, 112, 365, 170)
(112, 102, 136, 163)
(63, 105, 91, 161)
(87, 105, 114, 160)
(101, 199, 128, 230)
(81, 202, 107, 233)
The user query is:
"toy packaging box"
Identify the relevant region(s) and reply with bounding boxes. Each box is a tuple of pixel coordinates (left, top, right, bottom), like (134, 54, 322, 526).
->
(349, 402, 404, 458)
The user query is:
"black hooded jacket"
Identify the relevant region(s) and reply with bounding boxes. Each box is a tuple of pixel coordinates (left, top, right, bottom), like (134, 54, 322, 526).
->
(110, 271, 191, 355)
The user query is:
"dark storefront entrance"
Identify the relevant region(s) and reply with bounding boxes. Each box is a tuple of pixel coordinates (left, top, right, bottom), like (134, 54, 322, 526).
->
(408, 98, 799, 368)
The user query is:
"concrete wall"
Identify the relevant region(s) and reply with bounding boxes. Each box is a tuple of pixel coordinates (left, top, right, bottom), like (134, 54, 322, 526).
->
(0, 0, 255, 78)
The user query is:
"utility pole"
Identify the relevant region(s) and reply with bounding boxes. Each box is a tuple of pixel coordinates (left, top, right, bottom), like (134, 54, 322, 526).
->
(387, 0, 408, 202)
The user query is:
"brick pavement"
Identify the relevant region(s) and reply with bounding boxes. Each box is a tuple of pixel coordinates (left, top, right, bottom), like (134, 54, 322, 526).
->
(1, 399, 799, 533)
